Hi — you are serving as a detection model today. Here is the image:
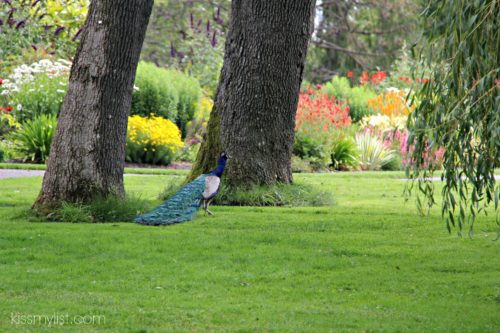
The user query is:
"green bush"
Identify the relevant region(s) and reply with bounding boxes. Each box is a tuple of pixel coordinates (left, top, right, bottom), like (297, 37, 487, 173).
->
(11, 73, 68, 123)
(330, 137, 359, 171)
(292, 134, 330, 170)
(175, 143, 200, 162)
(321, 76, 376, 122)
(381, 154, 402, 171)
(0, 140, 15, 162)
(8, 114, 57, 163)
(0, 112, 20, 138)
(291, 155, 313, 173)
(131, 62, 201, 137)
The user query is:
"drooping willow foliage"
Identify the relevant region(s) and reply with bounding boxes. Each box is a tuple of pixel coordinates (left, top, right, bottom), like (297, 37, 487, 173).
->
(406, 0, 499, 235)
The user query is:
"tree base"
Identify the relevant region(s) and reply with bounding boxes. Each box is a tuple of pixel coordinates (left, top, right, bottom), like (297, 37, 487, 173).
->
(160, 181, 335, 207)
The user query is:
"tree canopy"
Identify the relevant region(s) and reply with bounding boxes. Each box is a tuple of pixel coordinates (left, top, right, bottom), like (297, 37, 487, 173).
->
(407, 0, 499, 235)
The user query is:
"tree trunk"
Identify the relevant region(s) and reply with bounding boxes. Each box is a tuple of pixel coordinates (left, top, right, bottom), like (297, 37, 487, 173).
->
(188, 0, 316, 187)
(34, 0, 154, 211)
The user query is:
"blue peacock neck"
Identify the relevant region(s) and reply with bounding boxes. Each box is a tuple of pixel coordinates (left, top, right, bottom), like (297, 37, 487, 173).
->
(209, 157, 227, 177)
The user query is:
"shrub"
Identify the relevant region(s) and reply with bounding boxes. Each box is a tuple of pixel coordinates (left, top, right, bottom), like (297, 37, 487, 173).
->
(355, 131, 396, 171)
(12, 73, 68, 122)
(131, 62, 201, 137)
(291, 155, 313, 173)
(8, 114, 57, 163)
(294, 86, 352, 170)
(292, 134, 329, 170)
(126, 115, 183, 165)
(359, 114, 407, 132)
(2, 59, 71, 122)
(367, 89, 414, 118)
(330, 136, 359, 171)
(0, 111, 20, 138)
(175, 142, 200, 162)
(185, 96, 212, 143)
(321, 76, 376, 122)
(381, 154, 402, 171)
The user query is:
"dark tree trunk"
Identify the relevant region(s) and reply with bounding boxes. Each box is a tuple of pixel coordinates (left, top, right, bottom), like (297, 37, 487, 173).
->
(34, 0, 154, 211)
(188, 0, 316, 187)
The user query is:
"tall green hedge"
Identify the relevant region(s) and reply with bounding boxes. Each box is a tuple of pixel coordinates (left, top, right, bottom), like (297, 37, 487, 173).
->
(131, 62, 201, 137)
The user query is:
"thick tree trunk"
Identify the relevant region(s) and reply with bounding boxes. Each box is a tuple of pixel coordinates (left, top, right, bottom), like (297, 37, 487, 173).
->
(34, 0, 154, 211)
(189, 0, 316, 187)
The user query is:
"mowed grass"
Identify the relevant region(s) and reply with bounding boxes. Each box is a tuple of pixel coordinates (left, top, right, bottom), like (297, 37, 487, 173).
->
(0, 172, 498, 332)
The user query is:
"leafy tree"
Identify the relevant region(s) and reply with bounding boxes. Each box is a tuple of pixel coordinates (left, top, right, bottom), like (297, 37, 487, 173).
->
(407, 0, 499, 235)
(306, 0, 423, 81)
(141, 0, 229, 95)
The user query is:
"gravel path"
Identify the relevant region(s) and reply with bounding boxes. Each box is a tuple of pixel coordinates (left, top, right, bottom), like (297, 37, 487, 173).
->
(0, 169, 155, 179)
(0, 169, 45, 179)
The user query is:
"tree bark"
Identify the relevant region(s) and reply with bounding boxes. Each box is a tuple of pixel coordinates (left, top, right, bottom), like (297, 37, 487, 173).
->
(188, 0, 316, 187)
(34, 0, 154, 211)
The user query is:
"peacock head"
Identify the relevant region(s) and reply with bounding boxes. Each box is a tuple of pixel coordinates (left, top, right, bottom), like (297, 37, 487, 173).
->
(220, 151, 229, 161)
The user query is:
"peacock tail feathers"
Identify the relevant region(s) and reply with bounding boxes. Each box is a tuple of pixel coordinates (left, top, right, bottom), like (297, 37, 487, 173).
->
(135, 175, 207, 226)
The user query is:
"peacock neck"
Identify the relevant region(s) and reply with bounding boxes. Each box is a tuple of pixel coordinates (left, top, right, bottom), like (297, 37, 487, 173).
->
(209, 159, 226, 177)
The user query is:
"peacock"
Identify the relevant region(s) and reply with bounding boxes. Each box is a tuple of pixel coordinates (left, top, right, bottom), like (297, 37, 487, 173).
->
(135, 152, 228, 226)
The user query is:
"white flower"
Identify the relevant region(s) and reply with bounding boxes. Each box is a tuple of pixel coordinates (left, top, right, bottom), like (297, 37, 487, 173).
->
(1, 90, 9, 95)
(56, 89, 65, 94)
(17, 104, 22, 111)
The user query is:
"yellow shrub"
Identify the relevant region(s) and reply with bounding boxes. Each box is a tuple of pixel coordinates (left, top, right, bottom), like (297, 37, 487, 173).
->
(367, 89, 414, 117)
(128, 115, 182, 148)
(126, 115, 183, 165)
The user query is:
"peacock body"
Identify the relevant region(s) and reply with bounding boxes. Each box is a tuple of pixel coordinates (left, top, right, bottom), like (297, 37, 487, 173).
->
(135, 153, 228, 226)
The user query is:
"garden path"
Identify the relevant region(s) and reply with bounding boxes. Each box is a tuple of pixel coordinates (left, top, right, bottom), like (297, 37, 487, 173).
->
(0, 169, 153, 179)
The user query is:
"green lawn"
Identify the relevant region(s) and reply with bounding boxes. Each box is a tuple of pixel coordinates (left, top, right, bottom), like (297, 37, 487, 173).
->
(0, 172, 498, 332)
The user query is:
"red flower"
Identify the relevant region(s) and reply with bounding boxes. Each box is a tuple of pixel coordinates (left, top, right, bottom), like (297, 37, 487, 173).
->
(422, 78, 428, 84)
(0, 79, 3, 85)
(347, 71, 353, 77)
(398, 77, 403, 81)
(404, 77, 411, 83)
(315, 84, 322, 89)
(415, 77, 420, 83)
(6, 105, 13, 112)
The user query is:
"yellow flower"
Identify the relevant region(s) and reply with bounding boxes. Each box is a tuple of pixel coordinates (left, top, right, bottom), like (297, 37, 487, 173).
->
(127, 114, 183, 152)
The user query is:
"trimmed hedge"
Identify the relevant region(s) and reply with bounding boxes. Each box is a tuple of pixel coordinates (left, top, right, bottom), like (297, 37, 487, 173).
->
(131, 62, 201, 137)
